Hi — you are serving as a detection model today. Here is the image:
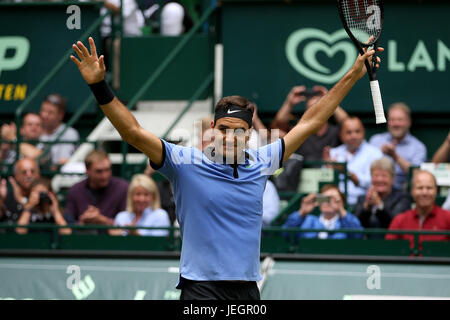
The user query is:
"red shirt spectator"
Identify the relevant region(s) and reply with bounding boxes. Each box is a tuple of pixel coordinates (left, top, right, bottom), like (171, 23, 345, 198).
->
(385, 205, 450, 245)
(385, 169, 450, 250)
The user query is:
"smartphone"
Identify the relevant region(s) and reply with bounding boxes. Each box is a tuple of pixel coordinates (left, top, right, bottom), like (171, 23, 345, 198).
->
(301, 88, 318, 98)
(314, 194, 330, 204)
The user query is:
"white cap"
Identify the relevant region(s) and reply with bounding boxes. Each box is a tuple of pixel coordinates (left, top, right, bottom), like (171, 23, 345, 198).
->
(160, 2, 184, 36)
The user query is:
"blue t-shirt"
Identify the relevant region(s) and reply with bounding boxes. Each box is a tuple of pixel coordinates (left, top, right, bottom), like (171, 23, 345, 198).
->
(151, 139, 284, 284)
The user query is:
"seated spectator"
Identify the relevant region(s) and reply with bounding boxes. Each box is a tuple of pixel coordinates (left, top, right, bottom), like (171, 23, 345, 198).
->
(262, 179, 280, 227)
(0, 113, 43, 170)
(442, 189, 450, 211)
(0, 158, 40, 225)
(369, 102, 427, 190)
(145, 163, 176, 225)
(282, 184, 363, 241)
(432, 131, 450, 164)
(353, 157, 411, 233)
(271, 85, 348, 192)
(16, 178, 71, 235)
(64, 150, 128, 233)
(323, 116, 383, 207)
(385, 170, 450, 247)
(39, 93, 80, 167)
(111, 174, 170, 236)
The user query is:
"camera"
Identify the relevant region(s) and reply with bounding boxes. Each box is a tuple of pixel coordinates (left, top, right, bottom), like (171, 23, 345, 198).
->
(39, 192, 52, 205)
(314, 194, 330, 204)
(300, 88, 319, 98)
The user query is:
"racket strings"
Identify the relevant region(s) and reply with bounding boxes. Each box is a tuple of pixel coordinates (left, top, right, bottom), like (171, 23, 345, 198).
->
(341, 0, 382, 44)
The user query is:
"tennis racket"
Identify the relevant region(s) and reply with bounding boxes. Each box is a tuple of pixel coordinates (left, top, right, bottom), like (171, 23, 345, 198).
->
(337, 0, 386, 124)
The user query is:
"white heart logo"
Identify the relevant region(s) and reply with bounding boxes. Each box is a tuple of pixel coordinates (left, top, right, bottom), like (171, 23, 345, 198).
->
(286, 28, 359, 84)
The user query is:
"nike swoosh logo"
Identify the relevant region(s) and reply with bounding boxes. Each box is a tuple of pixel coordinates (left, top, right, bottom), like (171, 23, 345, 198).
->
(227, 110, 241, 114)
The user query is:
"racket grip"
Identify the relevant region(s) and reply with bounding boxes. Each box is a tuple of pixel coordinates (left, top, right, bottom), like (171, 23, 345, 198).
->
(370, 80, 386, 124)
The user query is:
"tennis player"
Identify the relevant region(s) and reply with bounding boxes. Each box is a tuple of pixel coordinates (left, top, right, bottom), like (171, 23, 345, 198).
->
(71, 37, 382, 300)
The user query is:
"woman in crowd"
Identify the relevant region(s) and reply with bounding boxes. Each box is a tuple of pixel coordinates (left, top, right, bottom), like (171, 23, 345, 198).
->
(111, 174, 170, 236)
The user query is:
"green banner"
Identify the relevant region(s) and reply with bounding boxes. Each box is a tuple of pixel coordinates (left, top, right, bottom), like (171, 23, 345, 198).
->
(0, 3, 101, 114)
(222, 1, 450, 114)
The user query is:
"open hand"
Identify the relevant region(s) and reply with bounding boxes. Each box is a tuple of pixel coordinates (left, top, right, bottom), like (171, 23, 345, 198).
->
(70, 37, 106, 85)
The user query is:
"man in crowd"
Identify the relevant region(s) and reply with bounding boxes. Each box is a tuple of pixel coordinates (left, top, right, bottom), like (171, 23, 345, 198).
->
(369, 102, 427, 190)
(64, 150, 128, 231)
(39, 93, 80, 166)
(0, 158, 41, 225)
(386, 170, 450, 246)
(0, 113, 44, 171)
(323, 116, 383, 207)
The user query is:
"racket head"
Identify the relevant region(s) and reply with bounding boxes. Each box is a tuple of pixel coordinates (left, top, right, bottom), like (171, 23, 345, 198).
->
(337, 0, 384, 49)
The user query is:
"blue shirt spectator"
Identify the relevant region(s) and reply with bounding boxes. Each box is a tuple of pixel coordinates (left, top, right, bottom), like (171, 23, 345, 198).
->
(111, 174, 170, 236)
(282, 184, 363, 241)
(369, 103, 427, 190)
(114, 207, 170, 236)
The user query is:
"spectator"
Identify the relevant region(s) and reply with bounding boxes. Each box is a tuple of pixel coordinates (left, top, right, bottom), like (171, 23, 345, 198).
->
(0, 158, 40, 225)
(270, 85, 348, 159)
(16, 178, 71, 235)
(431, 131, 450, 164)
(353, 157, 411, 231)
(385, 170, 450, 247)
(39, 93, 79, 167)
(323, 116, 383, 207)
(262, 179, 280, 227)
(111, 174, 170, 236)
(145, 163, 176, 225)
(271, 85, 348, 192)
(442, 189, 450, 211)
(0, 113, 43, 169)
(369, 102, 427, 190)
(101, 0, 145, 37)
(282, 184, 362, 240)
(64, 150, 128, 232)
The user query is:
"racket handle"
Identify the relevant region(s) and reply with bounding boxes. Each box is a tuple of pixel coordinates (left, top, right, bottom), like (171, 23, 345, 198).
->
(370, 80, 386, 124)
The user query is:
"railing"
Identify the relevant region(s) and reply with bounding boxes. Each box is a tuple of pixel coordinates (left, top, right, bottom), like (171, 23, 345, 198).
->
(1, 224, 449, 258)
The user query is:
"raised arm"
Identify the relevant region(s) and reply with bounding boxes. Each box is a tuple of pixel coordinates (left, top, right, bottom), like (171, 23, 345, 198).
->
(70, 38, 163, 166)
(282, 48, 383, 162)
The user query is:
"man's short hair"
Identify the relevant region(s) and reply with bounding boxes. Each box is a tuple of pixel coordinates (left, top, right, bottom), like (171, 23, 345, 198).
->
(370, 157, 395, 178)
(22, 112, 41, 124)
(340, 115, 364, 132)
(389, 102, 411, 120)
(411, 169, 437, 189)
(44, 93, 66, 114)
(14, 157, 39, 175)
(84, 150, 110, 170)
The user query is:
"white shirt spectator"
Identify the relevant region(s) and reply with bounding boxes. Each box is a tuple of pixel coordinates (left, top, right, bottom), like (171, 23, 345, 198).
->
(39, 123, 79, 165)
(262, 180, 280, 227)
(101, 0, 145, 37)
(160, 2, 184, 36)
